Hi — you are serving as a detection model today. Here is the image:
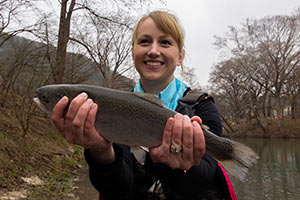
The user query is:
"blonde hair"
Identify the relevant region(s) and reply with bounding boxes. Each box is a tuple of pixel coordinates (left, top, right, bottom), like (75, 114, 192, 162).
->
(132, 10, 185, 53)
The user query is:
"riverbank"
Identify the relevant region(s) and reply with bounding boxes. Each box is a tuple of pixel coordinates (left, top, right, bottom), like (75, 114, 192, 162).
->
(223, 118, 300, 138)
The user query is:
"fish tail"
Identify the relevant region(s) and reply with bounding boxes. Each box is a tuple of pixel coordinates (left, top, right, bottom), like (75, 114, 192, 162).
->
(203, 127, 259, 182)
(217, 139, 259, 182)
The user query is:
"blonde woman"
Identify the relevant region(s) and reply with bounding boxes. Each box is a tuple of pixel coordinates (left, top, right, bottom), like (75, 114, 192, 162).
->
(52, 10, 236, 200)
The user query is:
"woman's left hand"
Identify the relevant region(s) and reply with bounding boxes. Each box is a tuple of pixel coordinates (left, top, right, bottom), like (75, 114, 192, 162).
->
(149, 113, 206, 171)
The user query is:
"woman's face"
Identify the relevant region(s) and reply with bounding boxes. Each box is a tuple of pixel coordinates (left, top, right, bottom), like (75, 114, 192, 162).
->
(132, 17, 184, 85)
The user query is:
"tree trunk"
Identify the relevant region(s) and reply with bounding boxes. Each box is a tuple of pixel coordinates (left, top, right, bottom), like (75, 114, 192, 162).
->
(274, 94, 282, 129)
(53, 0, 76, 83)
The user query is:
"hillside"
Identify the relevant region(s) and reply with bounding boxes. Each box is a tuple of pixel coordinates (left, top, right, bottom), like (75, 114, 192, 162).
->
(0, 100, 91, 199)
(0, 34, 135, 91)
(0, 33, 134, 199)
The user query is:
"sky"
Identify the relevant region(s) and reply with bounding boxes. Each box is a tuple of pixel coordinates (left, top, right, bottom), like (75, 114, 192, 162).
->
(150, 0, 300, 86)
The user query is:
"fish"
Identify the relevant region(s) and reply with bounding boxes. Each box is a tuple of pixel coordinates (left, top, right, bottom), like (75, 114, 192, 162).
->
(33, 84, 259, 182)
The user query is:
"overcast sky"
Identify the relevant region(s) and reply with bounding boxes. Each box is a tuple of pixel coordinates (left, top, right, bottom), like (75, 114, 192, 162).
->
(150, 0, 300, 86)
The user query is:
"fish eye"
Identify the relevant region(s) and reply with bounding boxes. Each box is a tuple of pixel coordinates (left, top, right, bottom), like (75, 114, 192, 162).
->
(41, 95, 49, 103)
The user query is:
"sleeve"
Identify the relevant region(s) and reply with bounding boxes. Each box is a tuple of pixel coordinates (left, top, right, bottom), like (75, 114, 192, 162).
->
(195, 97, 223, 137)
(145, 97, 223, 198)
(84, 143, 135, 197)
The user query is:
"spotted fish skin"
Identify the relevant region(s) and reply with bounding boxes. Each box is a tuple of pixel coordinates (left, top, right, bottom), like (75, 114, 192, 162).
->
(33, 84, 259, 182)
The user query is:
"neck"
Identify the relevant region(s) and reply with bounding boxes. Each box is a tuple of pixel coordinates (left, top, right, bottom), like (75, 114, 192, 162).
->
(140, 76, 174, 94)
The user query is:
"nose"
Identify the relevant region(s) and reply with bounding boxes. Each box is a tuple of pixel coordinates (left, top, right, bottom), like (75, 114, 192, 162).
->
(147, 42, 160, 57)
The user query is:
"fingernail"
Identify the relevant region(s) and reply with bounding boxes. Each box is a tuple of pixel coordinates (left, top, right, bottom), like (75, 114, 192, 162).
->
(193, 121, 200, 127)
(92, 103, 97, 110)
(80, 92, 87, 99)
(183, 115, 189, 121)
(87, 98, 93, 104)
(167, 119, 174, 126)
(175, 114, 182, 120)
(61, 96, 68, 103)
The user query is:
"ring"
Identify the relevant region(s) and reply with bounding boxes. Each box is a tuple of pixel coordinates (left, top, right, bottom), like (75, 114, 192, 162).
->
(170, 144, 183, 153)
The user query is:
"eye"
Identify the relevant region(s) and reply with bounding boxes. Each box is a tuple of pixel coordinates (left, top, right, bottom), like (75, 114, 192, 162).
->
(161, 39, 172, 46)
(138, 39, 150, 45)
(41, 95, 49, 103)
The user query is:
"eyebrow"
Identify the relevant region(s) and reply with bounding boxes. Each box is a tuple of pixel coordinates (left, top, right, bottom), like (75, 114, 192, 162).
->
(137, 34, 174, 40)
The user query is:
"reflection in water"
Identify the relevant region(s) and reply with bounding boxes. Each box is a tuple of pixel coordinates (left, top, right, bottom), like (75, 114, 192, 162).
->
(230, 138, 300, 200)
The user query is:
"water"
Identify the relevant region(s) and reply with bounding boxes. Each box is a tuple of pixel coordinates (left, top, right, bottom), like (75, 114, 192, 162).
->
(230, 138, 300, 200)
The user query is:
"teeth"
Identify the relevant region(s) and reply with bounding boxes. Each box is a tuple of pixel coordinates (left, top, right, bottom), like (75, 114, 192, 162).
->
(146, 61, 161, 66)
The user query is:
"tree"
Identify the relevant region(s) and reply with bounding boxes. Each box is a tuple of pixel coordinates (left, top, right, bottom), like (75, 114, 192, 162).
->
(0, 35, 47, 135)
(53, 0, 76, 83)
(0, 0, 43, 48)
(52, 0, 166, 84)
(213, 11, 300, 130)
(70, 16, 133, 88)
(176, 66, 203, 89)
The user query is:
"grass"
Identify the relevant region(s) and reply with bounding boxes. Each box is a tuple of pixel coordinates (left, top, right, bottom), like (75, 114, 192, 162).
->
(0, 102, 85, 199)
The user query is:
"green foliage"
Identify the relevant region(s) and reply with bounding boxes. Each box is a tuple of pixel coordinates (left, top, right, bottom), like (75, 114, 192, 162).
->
(7, 169, 22, 179)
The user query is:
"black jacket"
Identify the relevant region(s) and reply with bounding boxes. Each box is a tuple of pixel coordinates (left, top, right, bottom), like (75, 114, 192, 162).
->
(84, 89, 232, 200)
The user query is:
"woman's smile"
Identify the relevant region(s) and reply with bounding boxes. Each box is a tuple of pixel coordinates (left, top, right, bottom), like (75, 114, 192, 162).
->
(144, 60, 164, 69)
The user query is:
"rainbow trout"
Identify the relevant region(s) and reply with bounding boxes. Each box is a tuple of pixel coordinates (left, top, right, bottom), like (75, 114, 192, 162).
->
(33, 84, 259, 182)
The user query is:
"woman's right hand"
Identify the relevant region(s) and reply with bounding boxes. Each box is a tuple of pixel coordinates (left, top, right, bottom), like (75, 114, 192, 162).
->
(51, 92, 115, 164)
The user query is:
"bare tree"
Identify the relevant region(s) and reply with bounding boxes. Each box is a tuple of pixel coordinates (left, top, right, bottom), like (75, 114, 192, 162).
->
(176, 66, 203, 89)
(52, 0, 166, 84)
(0, 35, 48, 135)
(286, 67, 300, 119)
(210, 59, 250, 126)
(0, 37, 36, 107)
(70, 18, 133, 88)
(0, 0, 43, 47)
(53, 0, 76, 83)
(213, 11, 300, 130)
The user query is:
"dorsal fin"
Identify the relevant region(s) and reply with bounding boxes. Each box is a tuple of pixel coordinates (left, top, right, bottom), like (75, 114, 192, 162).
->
(134, 93, 165, 107)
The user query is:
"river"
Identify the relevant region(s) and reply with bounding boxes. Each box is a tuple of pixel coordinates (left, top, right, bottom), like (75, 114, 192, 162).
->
(230, 138, 300, 200)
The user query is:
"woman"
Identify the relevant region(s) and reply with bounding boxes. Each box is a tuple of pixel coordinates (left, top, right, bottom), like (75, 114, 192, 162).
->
(51, 10, 235, 200)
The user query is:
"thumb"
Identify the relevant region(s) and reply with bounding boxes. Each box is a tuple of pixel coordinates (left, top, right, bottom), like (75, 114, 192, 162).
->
(191, 116, 202, 125)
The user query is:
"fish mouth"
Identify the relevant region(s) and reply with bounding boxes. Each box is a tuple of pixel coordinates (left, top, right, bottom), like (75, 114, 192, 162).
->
(33, 97, 49, 114)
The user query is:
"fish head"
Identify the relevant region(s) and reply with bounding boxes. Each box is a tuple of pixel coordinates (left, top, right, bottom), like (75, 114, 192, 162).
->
(33, 85, 72, 115)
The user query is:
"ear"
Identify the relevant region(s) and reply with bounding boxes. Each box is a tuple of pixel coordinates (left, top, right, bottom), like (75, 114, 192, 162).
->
(177, 49, 185, 66)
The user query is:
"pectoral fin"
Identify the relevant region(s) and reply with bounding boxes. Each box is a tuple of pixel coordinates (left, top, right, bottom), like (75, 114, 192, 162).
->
(131, 146, 148, 165)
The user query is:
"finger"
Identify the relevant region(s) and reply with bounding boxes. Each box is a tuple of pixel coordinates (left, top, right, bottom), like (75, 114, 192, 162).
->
(85, 103, 98, 131)
(65, 92, 88, 126)
(182, 115, 193, 162)
(171, 113, 183, 149)
(193, 121, 205, 164)
(72, 98, 94, 136)
(162, 117, 174, 150)
(64, 93, 88, 142)
(150, 117, 174, 163)
(51, 96, 69, 131)
(191, 116, 202, 125)
(83, 103, 110, 149)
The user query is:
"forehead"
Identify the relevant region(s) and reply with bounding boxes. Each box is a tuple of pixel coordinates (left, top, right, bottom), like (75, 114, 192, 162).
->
(136, 18, 167, 37)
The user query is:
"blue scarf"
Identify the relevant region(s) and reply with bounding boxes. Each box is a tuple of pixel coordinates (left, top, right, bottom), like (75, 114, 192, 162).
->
(133, 77, 188, 111)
